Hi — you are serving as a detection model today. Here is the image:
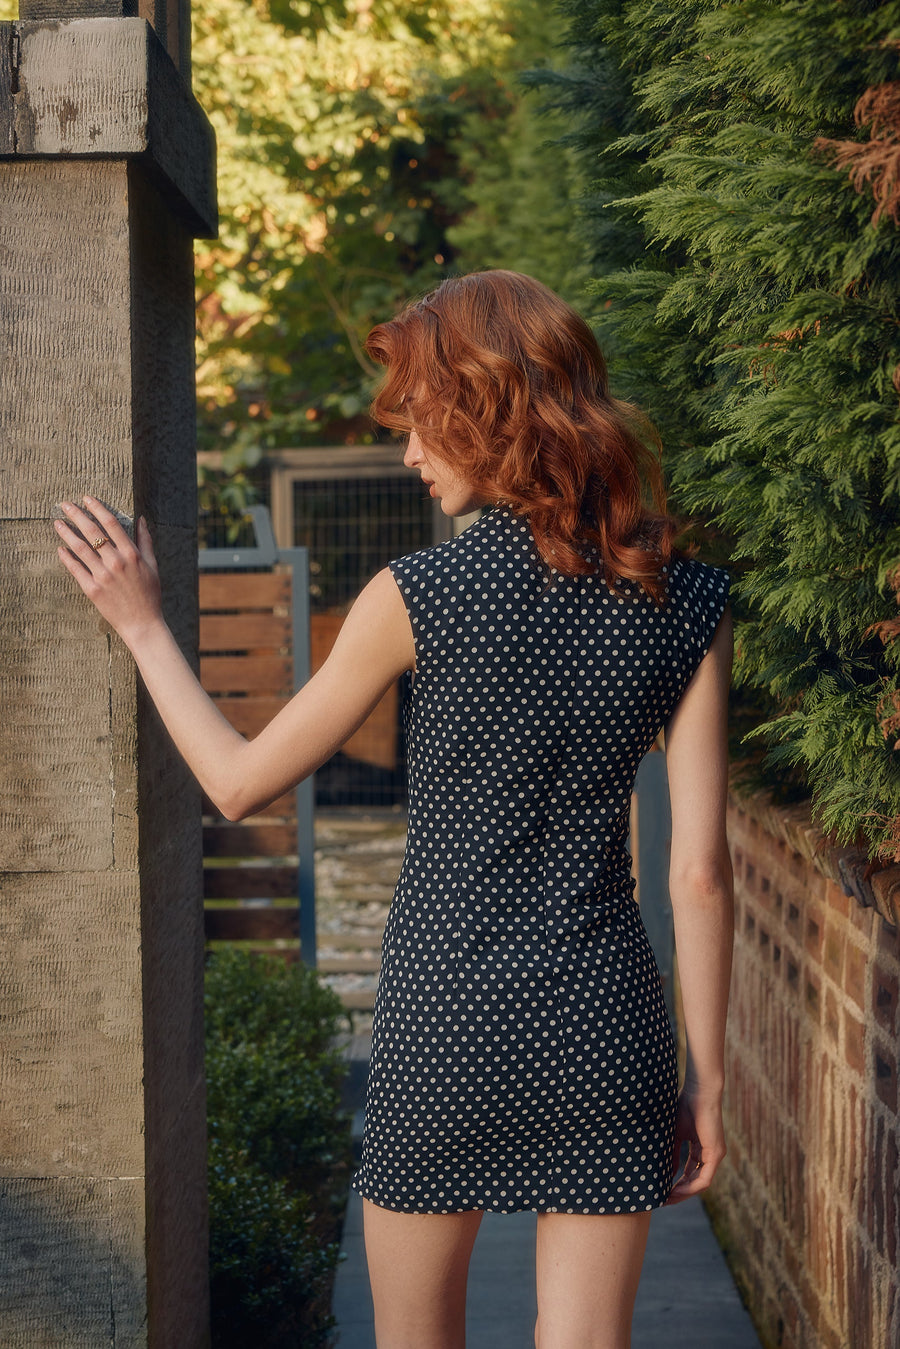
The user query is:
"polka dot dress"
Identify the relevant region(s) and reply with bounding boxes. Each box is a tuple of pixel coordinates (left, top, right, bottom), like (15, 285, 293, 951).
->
(352, 506, 730, 1215)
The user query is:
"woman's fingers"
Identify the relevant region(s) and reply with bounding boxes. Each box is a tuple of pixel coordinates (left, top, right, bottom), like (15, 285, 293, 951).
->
(666, 1147, 715, 1203)
(81, 494, 136, 552)
(54, 497, 164, 642)
(57, 540, 94, 587)
(135, 515, 159, 572)
(57, 497, 132, 557)
(56, 501, 115, 556)
(54, 515, 106, 573)
(665, 1093, 726, 1205)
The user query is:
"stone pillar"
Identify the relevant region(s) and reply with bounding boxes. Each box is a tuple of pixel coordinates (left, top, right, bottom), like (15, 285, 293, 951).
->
(0, 6, 216, 1345)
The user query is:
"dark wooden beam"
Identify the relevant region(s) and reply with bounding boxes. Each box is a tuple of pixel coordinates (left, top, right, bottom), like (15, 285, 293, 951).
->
(19, 1, 139, 15)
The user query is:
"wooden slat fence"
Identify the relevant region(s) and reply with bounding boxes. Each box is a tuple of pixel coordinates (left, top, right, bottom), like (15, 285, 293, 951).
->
(198, 560, 399, 1005)
(200, 569, 302, 950)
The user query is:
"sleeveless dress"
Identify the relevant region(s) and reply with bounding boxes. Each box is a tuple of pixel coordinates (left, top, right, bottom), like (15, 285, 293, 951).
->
(352, 506, 730, 1215)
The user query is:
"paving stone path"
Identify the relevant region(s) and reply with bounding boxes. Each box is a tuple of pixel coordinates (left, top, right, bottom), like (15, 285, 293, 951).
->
(314, 809, 406, 1025)
(316, 810, 762, 1347)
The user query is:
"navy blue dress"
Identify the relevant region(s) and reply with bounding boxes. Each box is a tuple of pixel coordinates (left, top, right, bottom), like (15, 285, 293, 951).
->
(352, 507, 730, 1214)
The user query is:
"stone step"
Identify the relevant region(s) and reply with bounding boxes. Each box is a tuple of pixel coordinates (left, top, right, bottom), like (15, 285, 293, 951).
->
(318, 955, 381, 975)
(317, 891, 394, 906)
(317, 929, 384, 950)
(339, 989, 378, 1012)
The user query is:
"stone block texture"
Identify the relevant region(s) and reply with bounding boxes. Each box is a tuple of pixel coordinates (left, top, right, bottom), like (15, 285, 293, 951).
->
(0, 15, 214, 1341)
(707, 794, 900, 1349)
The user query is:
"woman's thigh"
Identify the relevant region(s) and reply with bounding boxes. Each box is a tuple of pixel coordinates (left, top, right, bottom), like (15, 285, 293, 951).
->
(535, 1210, 652, 1349)
(362, 1198, 484, 1349)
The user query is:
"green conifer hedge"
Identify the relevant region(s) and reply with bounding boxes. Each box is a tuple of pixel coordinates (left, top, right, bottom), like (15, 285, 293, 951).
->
(551, 0, 900, 858)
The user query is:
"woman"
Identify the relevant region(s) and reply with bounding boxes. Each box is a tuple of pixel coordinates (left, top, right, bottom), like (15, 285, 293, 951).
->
(56, 270, 733, 1349)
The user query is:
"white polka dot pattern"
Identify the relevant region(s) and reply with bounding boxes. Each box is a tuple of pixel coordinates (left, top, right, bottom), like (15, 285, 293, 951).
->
(352, 507, 730, 1214)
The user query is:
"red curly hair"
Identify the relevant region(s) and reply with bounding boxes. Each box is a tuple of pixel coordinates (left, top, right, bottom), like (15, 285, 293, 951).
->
(365, 269, 678, 602)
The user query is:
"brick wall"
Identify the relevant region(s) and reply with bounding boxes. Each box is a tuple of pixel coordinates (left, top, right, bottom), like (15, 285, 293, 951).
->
(706, 793, 900, 1349)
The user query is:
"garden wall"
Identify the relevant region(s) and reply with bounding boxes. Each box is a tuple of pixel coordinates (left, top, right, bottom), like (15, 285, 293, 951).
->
(709, 793, 900, 1348)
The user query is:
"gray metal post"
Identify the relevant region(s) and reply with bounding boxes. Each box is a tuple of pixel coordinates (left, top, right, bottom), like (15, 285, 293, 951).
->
(634, 751, 675, 1020)
(283, 546, 317, 967)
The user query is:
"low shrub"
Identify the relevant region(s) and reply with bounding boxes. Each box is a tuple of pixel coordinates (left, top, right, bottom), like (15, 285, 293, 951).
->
(205, 948, 351, 1348)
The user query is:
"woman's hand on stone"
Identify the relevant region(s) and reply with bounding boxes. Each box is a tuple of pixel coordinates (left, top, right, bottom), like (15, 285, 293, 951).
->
(55, 495, 164, 646)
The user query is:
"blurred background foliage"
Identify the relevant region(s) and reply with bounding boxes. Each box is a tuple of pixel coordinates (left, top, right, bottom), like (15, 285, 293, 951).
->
(191, 0, 575, 459)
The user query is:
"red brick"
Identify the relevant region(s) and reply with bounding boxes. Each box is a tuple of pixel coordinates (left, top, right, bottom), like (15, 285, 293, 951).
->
(800, 1279, 821, 1342)
(849, 1246, 873, 1348)
(877, 914, 900, 957)
(783, 1236, 801, 1287)
(804, 1186, 819, 1276)
(823, 918, 845, 983)
(826, 877, 852, 918)
(844, 1010, 866, 1076)
(835, 1207, 847, 1331)
(824, 987, 840, 1045)
(781, 1286, 801, 1338)
(786, 895, 804, 939)
(785, 1019, 801, 1116)
(872, 963, 899, 1036)
(873, 1114, 886, 1252)
(785, 847, 812, 884)
(854, 1089, 869, 1195)
(843, 940, 868, 1011)
(849, 899, 875, 939)
(818, 1323, 843, 1349)
(805, 905, 825, 962)
(887, 1127, 898, 1264)
(874, 1037, 898, 1114)
(804, 971, 821, 1025)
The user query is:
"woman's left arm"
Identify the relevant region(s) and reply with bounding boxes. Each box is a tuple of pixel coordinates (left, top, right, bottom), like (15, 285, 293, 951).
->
(55, 496, 414, 821)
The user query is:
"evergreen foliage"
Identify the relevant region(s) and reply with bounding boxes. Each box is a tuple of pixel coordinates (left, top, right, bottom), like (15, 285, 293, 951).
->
(444, 0, 588, 302)
(205, 949, 350, 1347)
(546, 0, 900, 858)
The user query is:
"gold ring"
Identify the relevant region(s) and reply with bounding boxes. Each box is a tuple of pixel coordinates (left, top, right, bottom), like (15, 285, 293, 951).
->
(91, 536, 108, 551)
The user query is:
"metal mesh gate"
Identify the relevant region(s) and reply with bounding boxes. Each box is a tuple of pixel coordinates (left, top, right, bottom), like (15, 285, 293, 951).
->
(269, 447, 448, 807)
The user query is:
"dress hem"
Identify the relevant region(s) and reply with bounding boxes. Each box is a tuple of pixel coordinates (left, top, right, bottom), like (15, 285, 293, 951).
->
(351, 1178, 672, 1217)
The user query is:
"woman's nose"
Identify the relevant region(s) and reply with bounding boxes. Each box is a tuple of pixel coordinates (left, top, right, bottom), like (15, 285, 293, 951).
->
(403, 442, 421, 467)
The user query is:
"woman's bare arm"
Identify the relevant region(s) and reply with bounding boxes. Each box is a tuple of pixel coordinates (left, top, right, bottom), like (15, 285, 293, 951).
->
(56, 496, 415, 821)
(662, 607, 734, 1202)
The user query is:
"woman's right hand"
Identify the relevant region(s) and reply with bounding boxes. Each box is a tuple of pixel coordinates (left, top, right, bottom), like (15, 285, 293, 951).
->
(55, 496, 164, 647)
(666, 1085, 727, 1204)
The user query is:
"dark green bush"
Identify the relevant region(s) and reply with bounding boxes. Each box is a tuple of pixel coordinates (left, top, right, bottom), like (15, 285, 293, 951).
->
(205, 949, 351, 1348)
(544, 0, 900, 855)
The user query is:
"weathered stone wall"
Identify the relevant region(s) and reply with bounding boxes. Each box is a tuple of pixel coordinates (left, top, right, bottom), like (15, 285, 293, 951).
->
(708, 793, 900, 1349)
(0, 11, 215, 1345)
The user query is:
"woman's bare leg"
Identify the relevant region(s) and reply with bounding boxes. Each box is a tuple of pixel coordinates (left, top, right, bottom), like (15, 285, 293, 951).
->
(534, 1210, 651, 1349)
(362, 1198, 484, 1349)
